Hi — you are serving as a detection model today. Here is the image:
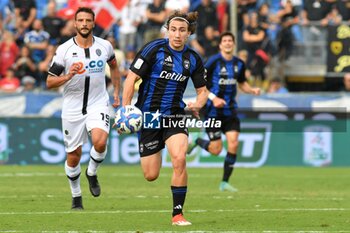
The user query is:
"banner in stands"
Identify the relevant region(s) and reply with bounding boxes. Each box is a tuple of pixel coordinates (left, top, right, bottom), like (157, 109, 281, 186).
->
(327, 24, 350, 73)
(1, 118, 349, 167)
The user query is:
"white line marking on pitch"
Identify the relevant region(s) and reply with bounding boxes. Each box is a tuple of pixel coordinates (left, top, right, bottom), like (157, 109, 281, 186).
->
(0, 208, 348, 215)
(1, 231, 350, 233)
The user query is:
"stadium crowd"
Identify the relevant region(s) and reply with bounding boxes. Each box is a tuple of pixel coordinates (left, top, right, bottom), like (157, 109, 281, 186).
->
(0, 0, 350, 93)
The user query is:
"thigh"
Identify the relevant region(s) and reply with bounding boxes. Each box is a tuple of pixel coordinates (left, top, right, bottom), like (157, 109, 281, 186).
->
(62, 116, 88, 153)
(165, 132, 188, 159)
(139, 129, 165, 157)
(86, 106, 111, 134)
(140, 151, 162, 175)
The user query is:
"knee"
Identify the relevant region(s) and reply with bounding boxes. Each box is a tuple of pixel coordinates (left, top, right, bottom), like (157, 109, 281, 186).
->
(94, 141, 107, 153)
(143, 171, 159, 182)
(209, 142, 223, 155)
(210, 146, 223, 156)
(67, 151, 81, 167)
(172, 156, 186, 174)
(227, 140, 239, 152)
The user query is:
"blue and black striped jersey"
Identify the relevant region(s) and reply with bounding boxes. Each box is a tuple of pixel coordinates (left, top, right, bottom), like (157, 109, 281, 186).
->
(205, 53, 247, 117)
(130, 38, 206, 115)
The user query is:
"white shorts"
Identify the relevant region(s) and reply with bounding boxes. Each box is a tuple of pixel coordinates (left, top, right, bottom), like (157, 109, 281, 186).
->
(62, 106, 111, 153)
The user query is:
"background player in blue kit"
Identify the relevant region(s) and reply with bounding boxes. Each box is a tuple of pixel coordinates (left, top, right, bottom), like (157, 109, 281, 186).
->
(187, 31, 261, 192)
(121, 11, 208, 226)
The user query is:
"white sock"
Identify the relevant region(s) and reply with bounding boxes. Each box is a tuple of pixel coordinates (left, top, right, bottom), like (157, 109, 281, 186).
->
(87, 146, 106, 176)
(65, 161, 82, 197)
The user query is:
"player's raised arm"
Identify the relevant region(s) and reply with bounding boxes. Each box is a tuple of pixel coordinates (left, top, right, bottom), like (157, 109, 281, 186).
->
(122, 70, 140, 106)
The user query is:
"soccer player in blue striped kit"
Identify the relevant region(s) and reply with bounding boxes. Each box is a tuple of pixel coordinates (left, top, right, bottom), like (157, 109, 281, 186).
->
(187, 31, 261, 192)
(121, 11, 208, 225)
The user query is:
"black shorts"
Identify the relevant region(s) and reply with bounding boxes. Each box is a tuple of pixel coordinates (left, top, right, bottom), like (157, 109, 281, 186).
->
(205, 115, 240, 141)
(138, 127, 188, 157)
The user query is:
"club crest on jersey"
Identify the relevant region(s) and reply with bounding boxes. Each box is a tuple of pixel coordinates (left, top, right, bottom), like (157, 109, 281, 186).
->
(183, 59, 190, 70)
(96, 49, 102, 56)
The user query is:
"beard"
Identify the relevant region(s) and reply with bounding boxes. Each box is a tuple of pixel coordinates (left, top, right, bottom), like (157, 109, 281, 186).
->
(77, 27, 92, 38)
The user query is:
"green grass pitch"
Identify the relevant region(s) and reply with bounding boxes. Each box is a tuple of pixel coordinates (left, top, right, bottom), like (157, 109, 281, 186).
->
(0, 165, 349, 232)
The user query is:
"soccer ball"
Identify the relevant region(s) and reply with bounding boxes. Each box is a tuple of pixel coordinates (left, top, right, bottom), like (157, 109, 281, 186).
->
(115, 105, 143, 134)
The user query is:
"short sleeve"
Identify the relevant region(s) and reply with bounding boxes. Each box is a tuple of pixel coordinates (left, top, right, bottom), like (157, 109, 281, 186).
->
(106, 41, 116, 63)
(48, 45, 65, 76)
(129, 48, 153, 78)
(191, 55, 206, 88)
(237, 60, 247, 83)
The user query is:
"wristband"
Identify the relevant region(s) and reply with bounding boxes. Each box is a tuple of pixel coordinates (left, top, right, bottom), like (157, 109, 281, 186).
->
(208, 92, 216, 101)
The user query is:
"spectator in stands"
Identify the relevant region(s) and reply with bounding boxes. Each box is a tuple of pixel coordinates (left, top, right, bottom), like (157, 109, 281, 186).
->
(342, 73, 350, 92)
(36, 0, 49, 19)
(194, 0, 219, 41)
(238, 0, 257, 12)
(281, 0, 303, 12)
(236, 0, 249, 50)
(0, 0, 16, 34)
(267, 77, 289, 93)
(258, 3, 279, 55)
(13, 0, 37, 40)
(301, 0, 332, 25)
(133, 0, 153, 51)
(58, 19, 76, 44)
(37, 44, 56, 88)
(198, 26, 219, 60)
(0, 67, 20, 93)
(20, 75, 37, 92)
(324, 5, 342, 26)
(14, 45, 37, 81)
(277, 0, 299, 60)
(117, 0, 140, 52)
(243, 12, 268, 82)
(0, 30, 19, 77)
(42, 0, 66, 45)
(144, 0, 166, 44)
(301, 0, 332, 62)
(216, 0, 230, 33)
(24, 19, 50, 64)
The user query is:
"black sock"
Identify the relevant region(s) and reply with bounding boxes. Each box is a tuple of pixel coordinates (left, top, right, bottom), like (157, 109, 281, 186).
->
(195, 138, 210, 151)
(171, 186, 187, 216)
(223, 152, 237, 182)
